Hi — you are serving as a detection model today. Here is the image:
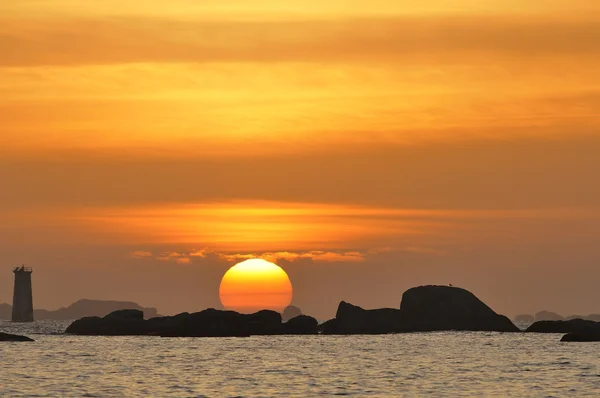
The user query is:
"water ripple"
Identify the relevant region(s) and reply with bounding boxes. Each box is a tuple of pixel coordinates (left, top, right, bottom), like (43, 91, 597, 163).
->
(1, 322, 600, 396)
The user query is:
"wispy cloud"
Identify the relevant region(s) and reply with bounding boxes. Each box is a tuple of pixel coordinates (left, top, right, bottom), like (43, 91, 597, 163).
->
(129, 248, 369, 264)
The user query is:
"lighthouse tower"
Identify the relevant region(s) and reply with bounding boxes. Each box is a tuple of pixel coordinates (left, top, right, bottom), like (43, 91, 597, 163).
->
(12, 265, 34, 322)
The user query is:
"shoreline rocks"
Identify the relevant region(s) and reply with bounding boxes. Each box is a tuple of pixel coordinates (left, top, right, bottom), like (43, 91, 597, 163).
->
(0, 332, 34, 342)
(561, 332, 600, 342)
(321, 285, 519, 334)
(65, 285, 519, 337)
(66, 309, 319, 337)
(526, 319, 600, 334)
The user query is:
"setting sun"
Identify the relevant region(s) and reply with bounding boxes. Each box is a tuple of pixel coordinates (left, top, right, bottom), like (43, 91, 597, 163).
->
(219, 259, 293, 314)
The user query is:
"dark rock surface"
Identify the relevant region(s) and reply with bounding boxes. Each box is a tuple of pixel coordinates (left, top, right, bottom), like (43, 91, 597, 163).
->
(526, 319, 600, 334)
(534, 311, 564, 322)
(66, 308, 286, 337)
(321, 286, 518, 334)
(283, 315, 318, 334)
(0, 332, 34, 342)
(282, 305, 303, 322)
(514, 314, 535, 323)
(321, 301, 403, 334)
(561, 332, 600, 342)
(399, 286, 519, 332)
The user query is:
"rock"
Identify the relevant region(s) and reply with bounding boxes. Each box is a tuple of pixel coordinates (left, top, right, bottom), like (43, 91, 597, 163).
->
(318, 318, 338, 334)
(282, 305, 303, 322)
(565, 315, 585, 321)
(321, 286, 518, 335)
(400, 286, 519, 332)
(561, 332, 600, 342)
(514, 314, 535, 323)
(104, 309, 144, 321)
(0, 332, 34, 342)
(526, 319, 600, 334)
(66, 308, 284, 337)
(534, 310, 564, 322)
(325, 301, 403, 334)
(65, 314, 147, 336)
(283, 315, 318, 334)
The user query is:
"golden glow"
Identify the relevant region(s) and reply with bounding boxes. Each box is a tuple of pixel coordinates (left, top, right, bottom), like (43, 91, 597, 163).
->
(219, 259, 292, 313)
(1, 1, 599, 157)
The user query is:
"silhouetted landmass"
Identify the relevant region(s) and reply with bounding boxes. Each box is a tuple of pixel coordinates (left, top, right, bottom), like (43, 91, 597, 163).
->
(561, 332, 600, 342)
(0, 299, 159, 320)
(514, 314, 535, 323)
(282, 305, 303, 322)
(320, 285, 519, 334)
(65, 309, 319, 337)
(0, 332, 34, 342)
(526, 319, 600, 334)
(534, 311, 564, 322)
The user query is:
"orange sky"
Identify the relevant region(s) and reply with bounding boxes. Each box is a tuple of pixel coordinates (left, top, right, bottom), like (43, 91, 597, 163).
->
(1, 0, 599, 319)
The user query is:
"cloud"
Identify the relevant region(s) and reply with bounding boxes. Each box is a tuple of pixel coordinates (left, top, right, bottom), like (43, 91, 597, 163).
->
(219, 250, 366, 263)
(129, 251, 153, 258)
(1, 16, 599, 67)
(128, 248, 368, 264)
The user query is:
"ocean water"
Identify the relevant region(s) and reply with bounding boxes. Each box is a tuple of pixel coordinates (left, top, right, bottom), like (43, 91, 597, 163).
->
(1, 321, 599, 397)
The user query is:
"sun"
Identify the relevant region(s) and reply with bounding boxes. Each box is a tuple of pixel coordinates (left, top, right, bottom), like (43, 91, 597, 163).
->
(219, 258, 293, 314)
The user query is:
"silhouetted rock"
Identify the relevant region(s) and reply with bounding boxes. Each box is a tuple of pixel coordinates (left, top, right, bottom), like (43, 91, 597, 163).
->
(526, 319, 600, 334)
(0, 332, 34, 342)
(322, 301, 403, 334)
(534, 310, 564, 322)
(561, 332, 600, 342)
(321, 286, 518, 334)
(66, 308, 284, 337)
(283, 315, 318, 334)
(514, 314, 534, 323)
(104, 309, 144, 321)
(318, 318, 339, 334)
(400, 286, 519, 332)
(282, 305, 303, 322)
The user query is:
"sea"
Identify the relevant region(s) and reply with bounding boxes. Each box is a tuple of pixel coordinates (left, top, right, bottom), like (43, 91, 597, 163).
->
(1, 321, 599, 397)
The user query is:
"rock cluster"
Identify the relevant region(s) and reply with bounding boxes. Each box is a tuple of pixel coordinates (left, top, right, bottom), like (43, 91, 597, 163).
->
(320, 285, 519, 334)
(66, 308, 318, 337)
(66, 285, 519, 337)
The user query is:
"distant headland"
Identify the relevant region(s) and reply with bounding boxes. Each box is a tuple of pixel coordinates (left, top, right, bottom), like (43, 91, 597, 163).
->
(0, 299, 159, 321)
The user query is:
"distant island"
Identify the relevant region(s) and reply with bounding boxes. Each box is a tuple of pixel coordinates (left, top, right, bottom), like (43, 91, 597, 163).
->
(0, 299, 159, 320)
(514, 311, 600, 323)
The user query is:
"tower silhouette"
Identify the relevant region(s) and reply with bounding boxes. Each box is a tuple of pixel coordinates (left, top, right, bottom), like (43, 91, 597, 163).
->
(12, 265, 34, 322)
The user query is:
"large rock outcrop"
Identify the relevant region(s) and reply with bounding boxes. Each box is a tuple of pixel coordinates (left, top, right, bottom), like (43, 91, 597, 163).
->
(321, 285, 518, 334)
(66, 308, 318, 337)
(526, 319, 600, 334)
(400, 286, 518, 332)
(0, 332, 34, 342)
